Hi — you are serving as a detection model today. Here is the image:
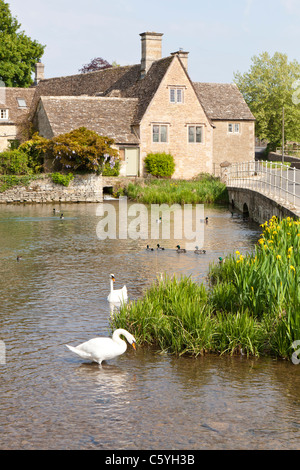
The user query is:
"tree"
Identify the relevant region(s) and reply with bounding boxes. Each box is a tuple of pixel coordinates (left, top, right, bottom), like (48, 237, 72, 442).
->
(234, 52, 300, 150)
(79, 57, 112, 74)
(0, 1, 45, 87)
(30, 127, 119, 174)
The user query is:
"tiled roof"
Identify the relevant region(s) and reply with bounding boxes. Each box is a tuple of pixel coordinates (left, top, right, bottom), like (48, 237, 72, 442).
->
(39, 96, 139, 144)
(0, 88, 35, 123)
(193, 82, 255, 121)
(31, 58, 174, 125)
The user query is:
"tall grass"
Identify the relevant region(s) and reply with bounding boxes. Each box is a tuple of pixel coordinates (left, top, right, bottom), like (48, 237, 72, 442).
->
(125, 174, 228, 204)
(111, 216, 300, 361)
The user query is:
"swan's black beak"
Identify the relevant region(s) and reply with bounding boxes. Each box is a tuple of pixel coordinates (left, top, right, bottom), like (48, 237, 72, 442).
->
(132, 342, 136, 350)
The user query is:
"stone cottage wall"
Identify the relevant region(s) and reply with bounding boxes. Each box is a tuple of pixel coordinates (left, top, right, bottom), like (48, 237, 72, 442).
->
(0, 174, 103, 203)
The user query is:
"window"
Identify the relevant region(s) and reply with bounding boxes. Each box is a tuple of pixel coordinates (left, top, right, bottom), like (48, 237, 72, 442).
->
(17, 98, 27, 108)
(152, 124, 168, 143)
(228, 123, 240, 134)
(188, 125, 203, 143)
(0, 109, 8, 120)
(170, 88, 183, 103)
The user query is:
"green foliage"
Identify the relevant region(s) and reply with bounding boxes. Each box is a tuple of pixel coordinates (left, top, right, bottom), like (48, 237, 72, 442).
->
(144, 152, 175, 178)
(125, 174, 228, 204)
(234, 52, 300, 148)
(34, 127, 118, 174)
(51, 172, 74, 187)
(102, 159, 120, 176)
(0, 174, 40, 192)
(0, 149, 32, 175)
(18, 133, 48, 172)
(112, 216, 300, 360)
(0, 1, 45, 87)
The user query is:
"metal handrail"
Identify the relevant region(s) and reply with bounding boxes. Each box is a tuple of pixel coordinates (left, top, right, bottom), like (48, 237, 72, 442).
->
(226, 161, 300, 209)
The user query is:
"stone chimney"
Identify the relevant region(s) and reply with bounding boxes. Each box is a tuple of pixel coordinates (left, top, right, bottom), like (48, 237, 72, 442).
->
(34, 60, 45, 85)
(140, 32, 163, 78)
(171, 49, 189, 72)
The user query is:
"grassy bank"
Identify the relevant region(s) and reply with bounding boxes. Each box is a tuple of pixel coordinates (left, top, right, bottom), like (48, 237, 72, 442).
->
(124, 174, 228, 204)
(111, 216, 300, 360)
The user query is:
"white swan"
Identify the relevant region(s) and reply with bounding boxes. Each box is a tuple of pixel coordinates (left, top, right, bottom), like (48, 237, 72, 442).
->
(66, 329, 136, 365)
(107, 273, 128, 303)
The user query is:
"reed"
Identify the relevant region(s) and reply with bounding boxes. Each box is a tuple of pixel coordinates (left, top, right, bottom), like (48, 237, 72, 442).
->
(125, 174, 228, 205)
(111, 216, 300, 360)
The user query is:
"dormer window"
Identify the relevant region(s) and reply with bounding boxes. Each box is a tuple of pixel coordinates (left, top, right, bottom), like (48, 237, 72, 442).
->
(0, 109, 8, 120)
(17, 98, 27, 108)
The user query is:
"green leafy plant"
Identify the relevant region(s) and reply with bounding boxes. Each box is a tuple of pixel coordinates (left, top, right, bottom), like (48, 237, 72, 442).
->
(0, 149, 32, 175)
(51, 172, 74, 187)
(144, 152, 175, 178)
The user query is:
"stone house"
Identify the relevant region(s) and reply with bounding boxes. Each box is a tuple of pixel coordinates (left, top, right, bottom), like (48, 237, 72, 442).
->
(0, 86, 35, 151)
(2, 32, 255, 178)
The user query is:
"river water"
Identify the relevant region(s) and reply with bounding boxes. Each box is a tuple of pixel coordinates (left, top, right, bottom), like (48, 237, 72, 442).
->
(0, 201, 299, 450)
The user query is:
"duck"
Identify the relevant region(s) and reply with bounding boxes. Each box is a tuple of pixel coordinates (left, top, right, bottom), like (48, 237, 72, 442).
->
(16, 256, 22, 261)
(60, 213, 64, 219)
(156, 217, 162, 224)
(218, 257, 225, 264)
(107, 273, 128, 303)
(176, 245, 186, 253)
(66, 328, 136, 365)
(194, 246, 206, 254)
(146, 245, 154, 251)
(157, 244, 165, 250)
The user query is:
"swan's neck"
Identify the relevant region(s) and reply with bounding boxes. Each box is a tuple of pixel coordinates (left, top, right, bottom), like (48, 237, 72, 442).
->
(110, 279, 114, 293)
(112, 328, 131, 346)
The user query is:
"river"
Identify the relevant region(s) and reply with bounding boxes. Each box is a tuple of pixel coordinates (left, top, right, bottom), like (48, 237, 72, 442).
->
(0, 201, 299, 450)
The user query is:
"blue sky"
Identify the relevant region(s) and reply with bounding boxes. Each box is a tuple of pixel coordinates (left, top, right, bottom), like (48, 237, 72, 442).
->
(8, 0, 300, 83)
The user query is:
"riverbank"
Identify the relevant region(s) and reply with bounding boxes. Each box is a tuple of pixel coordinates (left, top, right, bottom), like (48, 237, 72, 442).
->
(111, 215, 300, 361)
(124, 174, 228, 204)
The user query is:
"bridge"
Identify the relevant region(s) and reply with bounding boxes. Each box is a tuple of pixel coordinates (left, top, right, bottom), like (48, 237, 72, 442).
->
(225, 161, 300, 224)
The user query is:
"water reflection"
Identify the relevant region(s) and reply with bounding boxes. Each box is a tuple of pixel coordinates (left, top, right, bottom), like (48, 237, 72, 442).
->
(0, 203, 299, 450)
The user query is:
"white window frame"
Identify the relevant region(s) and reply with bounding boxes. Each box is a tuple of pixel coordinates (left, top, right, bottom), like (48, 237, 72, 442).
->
(152, 124, 168, 143)
(0, 109, 8, 120)
(169, 87, 184, 104)
(228, 123, 240, 134)
(188, 125, 203, 143)
(17, 98, 27, 108)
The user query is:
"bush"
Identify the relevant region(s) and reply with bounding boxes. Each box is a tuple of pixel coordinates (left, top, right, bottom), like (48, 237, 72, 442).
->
(144, 152, 175, 178)
(0, 149, 32, 175)
(102, 159, 120, 176)
(51, 172, 74, 187)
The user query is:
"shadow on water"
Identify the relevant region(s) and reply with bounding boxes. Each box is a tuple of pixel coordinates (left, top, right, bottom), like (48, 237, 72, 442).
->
(0, 203, 299, 450)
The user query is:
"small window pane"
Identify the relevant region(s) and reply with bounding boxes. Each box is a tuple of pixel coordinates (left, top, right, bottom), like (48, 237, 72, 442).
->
(153, 125, 159, 142)
(177, 89, 182, 103)
(17, 98, 27, 108)
(170, 89, 175, 103)
(160, 125, 167, 142)
(234, 123, 240, 133)
(188, 126, 195, 143)
(196, 126, 202, 142)
(0, 109, 8, 119)
(228, 124, 233, 133)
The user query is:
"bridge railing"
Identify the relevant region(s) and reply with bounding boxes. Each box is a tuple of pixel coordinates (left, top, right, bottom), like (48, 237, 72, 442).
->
(226, 160, 300, 208)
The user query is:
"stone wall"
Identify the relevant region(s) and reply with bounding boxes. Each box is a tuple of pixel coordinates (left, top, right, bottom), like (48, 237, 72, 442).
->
(0, 174, 103, 203)
(212, 120, 255, 167)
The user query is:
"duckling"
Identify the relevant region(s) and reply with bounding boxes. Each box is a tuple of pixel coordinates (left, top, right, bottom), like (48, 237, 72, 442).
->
(176, 245, 186, 253)
(157, 244, 165, 250)
(146, 245, 154, 251)
(194, 246, 206, 254)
